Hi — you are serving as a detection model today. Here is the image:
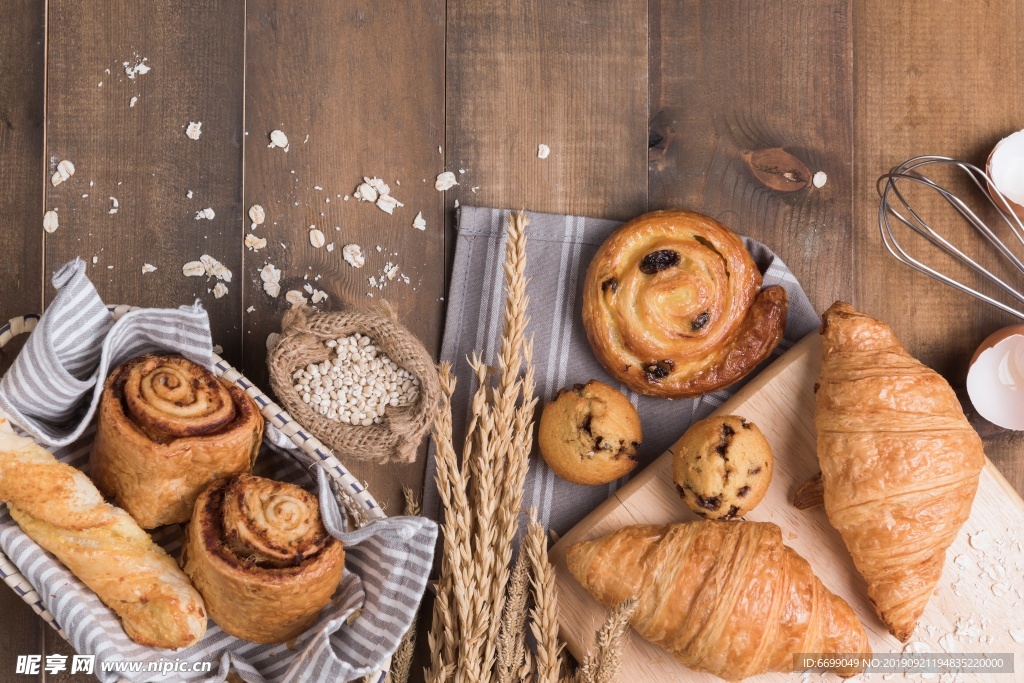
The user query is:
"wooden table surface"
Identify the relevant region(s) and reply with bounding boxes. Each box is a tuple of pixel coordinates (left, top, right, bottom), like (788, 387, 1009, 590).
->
(1, 1, 1022, 680)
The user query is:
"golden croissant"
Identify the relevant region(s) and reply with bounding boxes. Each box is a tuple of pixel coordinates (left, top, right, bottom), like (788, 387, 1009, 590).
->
(567, 521, 868, 681)
(0, 418, 206, 649)
(809, 302, 985, 642)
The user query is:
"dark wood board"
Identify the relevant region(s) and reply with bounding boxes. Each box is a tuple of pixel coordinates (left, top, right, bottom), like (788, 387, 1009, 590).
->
(852, 0, 1024, 493)
(43, 0, 246, 368)
(445, 0, 650, 234)
(0, 0, 48, 676)
(242, 0, 446, 515)
(41, 1, 246, 674)
(649, 0, 854, 314)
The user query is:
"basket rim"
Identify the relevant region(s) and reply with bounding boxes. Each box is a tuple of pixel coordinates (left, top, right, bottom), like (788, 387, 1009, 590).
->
(0, 306, 388, 676)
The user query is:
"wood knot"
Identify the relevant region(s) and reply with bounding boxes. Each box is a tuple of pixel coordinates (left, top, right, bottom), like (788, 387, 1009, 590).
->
(742, 148, 810, 192)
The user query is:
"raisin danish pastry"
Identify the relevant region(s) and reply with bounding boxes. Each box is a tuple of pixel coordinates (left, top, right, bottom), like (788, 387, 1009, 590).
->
(582, 210, 788, 398)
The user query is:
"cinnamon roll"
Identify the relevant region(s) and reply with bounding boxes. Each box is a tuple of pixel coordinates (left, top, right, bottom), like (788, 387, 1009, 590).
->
(90, 354, 264, 528)
(182, 475, 345, 643)
(582, 209, 788, 398)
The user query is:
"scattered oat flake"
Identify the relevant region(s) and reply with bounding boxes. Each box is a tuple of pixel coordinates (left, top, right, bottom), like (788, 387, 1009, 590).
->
(268, 129, 289, 150)
(246, 306, 255, 313)
(51, 159, 75, 187)
(141, 263, 157, 274)
(186, 122, 202, 140)
(182, 261, 206, 277)
(212, 344, 223, 354)
(454, 199, 459, 208)
(311, 289, 328, 304)
(129, 96, 138, 108)
(309, 227, 326, 249)
(970, 530, 994, 550)
(212, 282, 228, 299)
(124, 59, 150, 79)
(937, 633, 957, 652)
(285, 290, 307, 307)
(376, 194, 403, 214)
(953, 554, 971, 570)
(43, 210, 59, 233)
(108, 197, 119, 214)
(195, 208, 215, 221)
(1009, 628, 1024, 643)
(244, 234, 267, 251)
(248, 204, 265, 228)
(412, 211, 426, 231)
(386, 265, 400, 281)
(354, 182, 378, 203)
(538, 143, 551, 159)
(266, 332, 281, 349)
(91, 256, 98, 265)
(186, 190, 193, 199)
(992, 582, 1010, 597)
(435, 171, 457, 191)
(812, 171, 828, 188)
(343, 244, 365, 268)
(326, 243, 334, 252)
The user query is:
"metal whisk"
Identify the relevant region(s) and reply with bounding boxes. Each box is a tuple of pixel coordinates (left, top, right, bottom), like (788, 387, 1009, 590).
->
(877, 155, 1024, 320)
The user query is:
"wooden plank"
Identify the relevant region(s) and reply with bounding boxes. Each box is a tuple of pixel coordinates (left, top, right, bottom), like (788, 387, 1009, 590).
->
(649, 0, 853, 313)
(44, 0, 246, 367)
(445, 0, 649, 226)
(42, 0, 245, 668)
(552, 333, 1024, 680)
(0, 0, 47, 677)
(242, 1, 446, 514)
(852, 0, 1024, 493)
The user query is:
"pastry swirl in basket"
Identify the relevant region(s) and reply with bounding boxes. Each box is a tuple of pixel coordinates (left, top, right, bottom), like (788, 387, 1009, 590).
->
(91, 354, 264, 528)
(582, 209, 789, 398)
(182, 474, 346, 643)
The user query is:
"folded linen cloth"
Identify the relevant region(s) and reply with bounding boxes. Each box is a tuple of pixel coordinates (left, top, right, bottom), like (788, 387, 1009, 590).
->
(424, 206, 820, 534)
(0, 260, 436, 683)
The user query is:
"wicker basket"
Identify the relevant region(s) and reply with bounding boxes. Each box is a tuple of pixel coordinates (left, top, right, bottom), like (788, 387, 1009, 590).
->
(0, 306, 389, 682)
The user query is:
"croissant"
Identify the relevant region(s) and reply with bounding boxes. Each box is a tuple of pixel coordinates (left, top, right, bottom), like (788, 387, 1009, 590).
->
(91, 353, 264, 528)
(567, 521, 868, 681)
(811, 302, 985, 642)
(581, 209, 788, 398)
(0, 418, 206, 650)
(182, 475, 345, 643)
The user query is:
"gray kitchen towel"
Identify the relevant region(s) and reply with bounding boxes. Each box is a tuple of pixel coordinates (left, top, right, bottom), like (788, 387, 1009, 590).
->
(423, 206, 820, 535)
(0, 260, 436, 682)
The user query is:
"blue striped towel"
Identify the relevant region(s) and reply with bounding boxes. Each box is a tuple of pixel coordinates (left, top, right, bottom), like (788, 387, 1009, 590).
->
(0, 259, 436, 682)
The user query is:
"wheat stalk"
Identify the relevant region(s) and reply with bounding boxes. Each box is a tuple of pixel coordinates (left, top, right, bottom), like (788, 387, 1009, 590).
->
(494, 544, 530, 683)
(526, 508, 562, 683)
(572, 598, 638, 683)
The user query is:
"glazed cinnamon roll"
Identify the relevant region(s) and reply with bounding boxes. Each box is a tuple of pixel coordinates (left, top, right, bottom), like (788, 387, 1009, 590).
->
(91, 354, 264, 528)
(182, 475, 345, 643)
(582, 210, 788, 398)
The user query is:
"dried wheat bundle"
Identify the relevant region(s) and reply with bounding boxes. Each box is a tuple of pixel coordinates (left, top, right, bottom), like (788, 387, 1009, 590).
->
(426, 211, 633, 683)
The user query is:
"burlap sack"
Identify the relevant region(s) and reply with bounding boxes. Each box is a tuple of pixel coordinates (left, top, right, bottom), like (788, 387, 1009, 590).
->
(267, 304, 440, 465)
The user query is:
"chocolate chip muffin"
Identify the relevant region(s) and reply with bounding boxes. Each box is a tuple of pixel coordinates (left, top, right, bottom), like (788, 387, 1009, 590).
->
(538, 380, 642, 486)
(672, 414, 773, 520)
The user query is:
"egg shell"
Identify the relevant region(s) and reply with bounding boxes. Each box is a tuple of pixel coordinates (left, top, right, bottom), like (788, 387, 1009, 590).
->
(986, 132, 1024, 219)
(967, 325, 1024, 430)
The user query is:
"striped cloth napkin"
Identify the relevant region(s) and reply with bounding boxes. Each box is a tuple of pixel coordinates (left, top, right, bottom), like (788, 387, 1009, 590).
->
(0, 259, 436, 683)
(423, 206, 820, 535)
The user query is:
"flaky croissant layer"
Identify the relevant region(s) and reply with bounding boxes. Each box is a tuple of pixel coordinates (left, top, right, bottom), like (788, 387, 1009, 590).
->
(568, 521, 868, 682)
(815, 302, 985, 642)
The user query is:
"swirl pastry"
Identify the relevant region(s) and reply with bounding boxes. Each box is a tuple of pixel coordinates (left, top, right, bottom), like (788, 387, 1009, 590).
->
(0, 418, 206, 650)
(182, 475, 345, 643)
(582, 209, 788, 398)
(90, 354, 264, 528)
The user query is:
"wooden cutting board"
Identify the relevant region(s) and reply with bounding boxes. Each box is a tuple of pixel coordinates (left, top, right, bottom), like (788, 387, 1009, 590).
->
(551, 333, 1024, 682)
